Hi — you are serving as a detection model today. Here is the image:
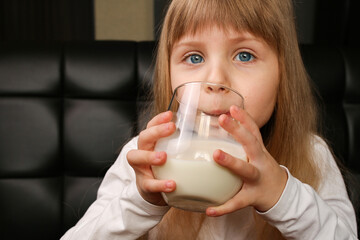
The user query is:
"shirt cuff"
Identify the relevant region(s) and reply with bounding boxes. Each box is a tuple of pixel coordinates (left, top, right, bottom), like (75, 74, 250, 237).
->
(256, 165, 296, 220)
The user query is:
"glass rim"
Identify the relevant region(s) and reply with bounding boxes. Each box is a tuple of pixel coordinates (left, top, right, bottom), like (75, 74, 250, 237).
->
(168, 81, 244, 110)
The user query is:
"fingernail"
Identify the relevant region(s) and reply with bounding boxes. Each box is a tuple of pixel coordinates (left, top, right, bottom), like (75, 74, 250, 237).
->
(207, 208, 216, 216)
(216, 150, 225, 162)
(162, 111, 171, 120)
(164, 122, 172, 131)
(154, 152, 164, 163)
(221, 114, 230, 124)
(232, 105, 240, 112)
(165, 181, 174, 191)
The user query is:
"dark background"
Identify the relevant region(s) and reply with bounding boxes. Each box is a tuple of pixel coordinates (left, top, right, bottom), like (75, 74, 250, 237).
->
(0, 0, 359, 45)
(0, 0, 359, 239)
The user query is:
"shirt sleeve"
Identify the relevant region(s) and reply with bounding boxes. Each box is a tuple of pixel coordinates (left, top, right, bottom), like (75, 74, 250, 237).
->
(61, 137, 170, 240)
(257, 136, 358, 239)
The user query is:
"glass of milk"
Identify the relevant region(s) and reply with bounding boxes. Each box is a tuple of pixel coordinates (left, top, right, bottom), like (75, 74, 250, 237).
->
(153, 81, 246, 212)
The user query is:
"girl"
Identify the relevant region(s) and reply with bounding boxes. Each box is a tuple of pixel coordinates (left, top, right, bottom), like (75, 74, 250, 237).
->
(61, 0, 357, 239)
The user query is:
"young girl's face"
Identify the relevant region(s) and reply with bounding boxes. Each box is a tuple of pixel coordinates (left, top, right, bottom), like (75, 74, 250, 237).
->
(170, 26, 279, 128)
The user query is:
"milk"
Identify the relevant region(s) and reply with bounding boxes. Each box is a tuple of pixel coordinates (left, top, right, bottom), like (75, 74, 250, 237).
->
(153, 137, 247, 212)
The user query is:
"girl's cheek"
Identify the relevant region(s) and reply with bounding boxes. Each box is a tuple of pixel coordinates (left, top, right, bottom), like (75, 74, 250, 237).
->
(243, 100, 276, 128)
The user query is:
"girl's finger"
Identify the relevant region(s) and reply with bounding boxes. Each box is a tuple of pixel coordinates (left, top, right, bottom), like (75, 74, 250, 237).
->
(146, 111, 173, 128)
(206, 190, 253, 217)
(229, 106, 263, 143)
(213, 150, 260, 182)
(138, 121, 176, 150)
(218, 114, 263, 161)
(141, 178, 176, 194)
(127, 149, 167, 167)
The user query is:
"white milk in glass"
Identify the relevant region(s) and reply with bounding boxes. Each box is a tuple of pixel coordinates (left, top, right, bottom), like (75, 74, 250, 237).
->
(153, 136, 247, 212)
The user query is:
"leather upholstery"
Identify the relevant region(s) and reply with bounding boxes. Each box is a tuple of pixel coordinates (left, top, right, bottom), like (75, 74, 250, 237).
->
(0, 42, 359, 239)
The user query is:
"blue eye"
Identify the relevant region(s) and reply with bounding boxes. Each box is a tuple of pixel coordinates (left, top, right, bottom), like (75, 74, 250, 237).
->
(235, 52, 254, 62)
(186, 54, 204, 64)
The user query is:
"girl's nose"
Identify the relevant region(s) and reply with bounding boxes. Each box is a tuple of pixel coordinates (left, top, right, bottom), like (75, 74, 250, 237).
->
(205, 84, 228, 93)
(206, 60, 231, 88)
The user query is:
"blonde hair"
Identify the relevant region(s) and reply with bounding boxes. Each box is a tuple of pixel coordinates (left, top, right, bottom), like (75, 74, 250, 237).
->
(150, 0, 321, 239)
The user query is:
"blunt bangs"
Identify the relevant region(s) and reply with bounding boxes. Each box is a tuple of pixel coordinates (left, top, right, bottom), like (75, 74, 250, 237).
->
(164, 0, 284, 54)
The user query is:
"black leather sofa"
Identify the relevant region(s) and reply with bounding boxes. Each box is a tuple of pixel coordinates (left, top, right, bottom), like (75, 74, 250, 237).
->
(0, 41, 359, 239)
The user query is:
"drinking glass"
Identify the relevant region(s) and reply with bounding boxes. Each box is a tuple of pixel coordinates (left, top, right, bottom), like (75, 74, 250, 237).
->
(153, 81, 247, 212)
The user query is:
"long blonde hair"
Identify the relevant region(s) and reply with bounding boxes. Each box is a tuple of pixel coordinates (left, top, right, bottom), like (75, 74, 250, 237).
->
(149, 0, 321, 238)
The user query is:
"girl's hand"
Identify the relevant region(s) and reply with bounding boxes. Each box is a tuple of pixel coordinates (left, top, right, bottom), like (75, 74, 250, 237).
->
(127, 111, 176, 206)
(206, 105, 288, 217)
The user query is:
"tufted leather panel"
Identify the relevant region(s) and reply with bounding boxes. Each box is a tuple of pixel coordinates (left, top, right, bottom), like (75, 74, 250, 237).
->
(136, 41, 157, 132)
(0, 98, 61, 177)
(0, 42, 359, 239)
(0, 43, 61, 96)
(301, 45, 360, 227)
(343, 48, 360, 195)
(64, 42, 138, 99)
(300, 45, 348, 162)
(0, 42, 141, 239)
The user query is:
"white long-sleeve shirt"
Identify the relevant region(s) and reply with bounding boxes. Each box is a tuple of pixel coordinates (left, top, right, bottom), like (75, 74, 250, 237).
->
(61, 136, 358, 239)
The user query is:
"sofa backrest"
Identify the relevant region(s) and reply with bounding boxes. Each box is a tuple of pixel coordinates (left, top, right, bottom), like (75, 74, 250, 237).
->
(0, 42, 359, 239)
(300, 46, 360, 227)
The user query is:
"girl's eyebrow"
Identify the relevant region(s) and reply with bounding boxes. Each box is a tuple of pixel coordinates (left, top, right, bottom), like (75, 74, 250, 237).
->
(226, 33, 264, 44)
(172, 40, 204, 50)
